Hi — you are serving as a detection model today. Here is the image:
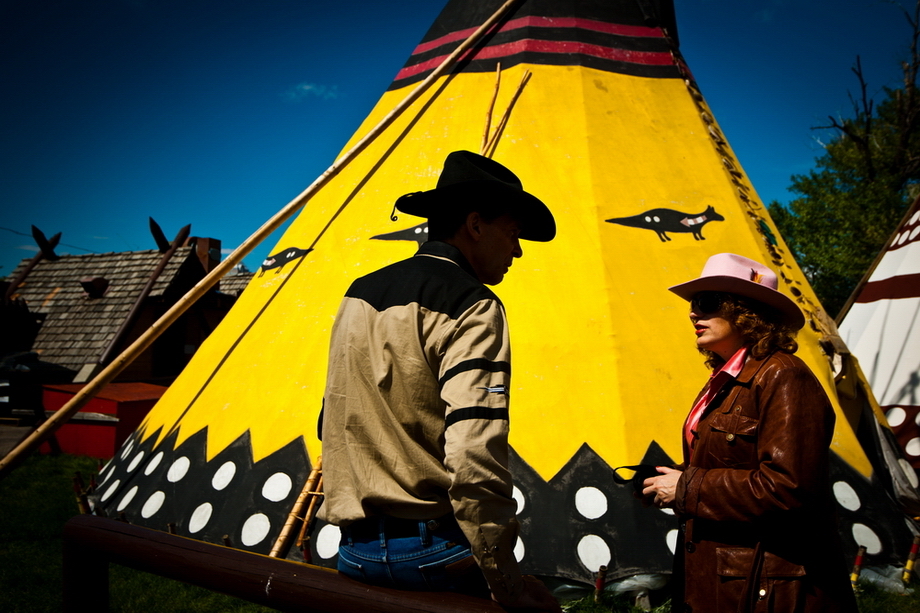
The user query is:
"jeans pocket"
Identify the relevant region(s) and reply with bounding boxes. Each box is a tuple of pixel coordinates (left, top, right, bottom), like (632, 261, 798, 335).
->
(337, 549, 367, 582)
(419, 548, 482, 592)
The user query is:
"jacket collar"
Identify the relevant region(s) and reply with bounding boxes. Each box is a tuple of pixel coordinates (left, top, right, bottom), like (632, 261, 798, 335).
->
(415, 241, 479, 280)
(735, 350, 775, 384)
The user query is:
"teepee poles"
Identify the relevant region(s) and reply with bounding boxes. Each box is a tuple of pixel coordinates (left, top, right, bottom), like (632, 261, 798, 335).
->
(269, 456, 323, 559)
(481, 63, 502, 155)
(482, 69, 532, 158)
(0, 0, 524, 481)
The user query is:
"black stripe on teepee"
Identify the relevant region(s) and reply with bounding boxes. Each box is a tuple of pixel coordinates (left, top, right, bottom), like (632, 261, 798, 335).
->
(95, 426, 311, 559)
(98, 429, 912, 585)
(388, 3, 681, 90)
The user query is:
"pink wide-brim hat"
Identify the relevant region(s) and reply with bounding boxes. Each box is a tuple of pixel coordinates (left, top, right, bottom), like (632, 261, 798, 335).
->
(668, 253, 805, 330)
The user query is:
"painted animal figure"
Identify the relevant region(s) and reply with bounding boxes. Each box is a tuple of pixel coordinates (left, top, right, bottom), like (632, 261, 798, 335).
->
(372, 222, 429, 247)
(606, 205, 724, 242)
(259, 247, 312, 276)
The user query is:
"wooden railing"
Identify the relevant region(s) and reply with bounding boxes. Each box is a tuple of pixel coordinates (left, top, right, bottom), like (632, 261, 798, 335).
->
(62, 515, 504, 613)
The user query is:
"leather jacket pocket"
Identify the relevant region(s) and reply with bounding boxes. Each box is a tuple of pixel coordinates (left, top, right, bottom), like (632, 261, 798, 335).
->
(705, 411, 759, 468)
(716, 548, 805, 577)
(717, 547, 805, 613)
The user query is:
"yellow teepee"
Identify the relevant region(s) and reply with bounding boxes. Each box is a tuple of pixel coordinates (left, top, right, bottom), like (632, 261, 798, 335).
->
(95, 0, 917, 583)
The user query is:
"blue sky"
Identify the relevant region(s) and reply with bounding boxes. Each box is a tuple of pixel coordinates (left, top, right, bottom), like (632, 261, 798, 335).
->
(0, 0, 909, 277)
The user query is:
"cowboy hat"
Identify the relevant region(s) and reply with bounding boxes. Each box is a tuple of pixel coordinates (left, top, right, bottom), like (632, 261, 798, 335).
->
(394, 150, 556, 241)
(668, 253, 805, 330)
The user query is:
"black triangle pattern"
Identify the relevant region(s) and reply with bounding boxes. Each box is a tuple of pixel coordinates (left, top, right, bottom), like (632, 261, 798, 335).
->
(97, 430, 915, 585)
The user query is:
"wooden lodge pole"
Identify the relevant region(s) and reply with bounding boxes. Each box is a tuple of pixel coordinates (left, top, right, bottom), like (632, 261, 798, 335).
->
(0, 0, 522, 481)
(270, 455, 322, 558)
(480, 62, 501, 156)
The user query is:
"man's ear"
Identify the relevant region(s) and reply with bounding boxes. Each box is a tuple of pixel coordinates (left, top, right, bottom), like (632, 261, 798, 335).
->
(464, 211, 483, 241)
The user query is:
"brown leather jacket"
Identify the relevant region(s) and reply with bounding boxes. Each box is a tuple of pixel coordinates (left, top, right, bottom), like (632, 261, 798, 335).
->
(672, 351, 857, 613)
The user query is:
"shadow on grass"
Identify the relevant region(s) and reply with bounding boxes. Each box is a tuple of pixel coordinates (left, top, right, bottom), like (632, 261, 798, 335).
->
(0, 453, 273, 613)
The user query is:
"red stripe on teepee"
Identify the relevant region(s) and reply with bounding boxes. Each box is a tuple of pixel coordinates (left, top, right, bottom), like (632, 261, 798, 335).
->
(396, 39, 673, 82)
(857, 273, 920, 303)
(412, 16, 664, 55)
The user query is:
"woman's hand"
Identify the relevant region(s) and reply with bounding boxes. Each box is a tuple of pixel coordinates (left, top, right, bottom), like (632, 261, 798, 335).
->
(641, 466, 681, 509)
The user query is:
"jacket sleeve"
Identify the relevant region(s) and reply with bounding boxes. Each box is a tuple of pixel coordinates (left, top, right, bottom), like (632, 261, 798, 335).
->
(438, 297, 523, 604)
(675, 357, 835, 522)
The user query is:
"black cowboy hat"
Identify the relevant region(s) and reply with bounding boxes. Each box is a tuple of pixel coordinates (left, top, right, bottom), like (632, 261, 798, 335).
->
(394, 150, 556, 242)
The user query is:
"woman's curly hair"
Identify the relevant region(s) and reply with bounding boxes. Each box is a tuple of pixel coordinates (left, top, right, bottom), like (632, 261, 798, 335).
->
(699, 293, 798, 370)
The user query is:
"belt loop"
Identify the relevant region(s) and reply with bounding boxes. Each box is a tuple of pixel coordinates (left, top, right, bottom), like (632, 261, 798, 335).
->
(419, 520, 430, 547)
(378, 517, 387, 549)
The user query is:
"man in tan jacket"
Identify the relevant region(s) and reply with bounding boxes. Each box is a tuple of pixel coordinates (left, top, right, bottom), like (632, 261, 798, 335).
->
(319, 151, 559, 611)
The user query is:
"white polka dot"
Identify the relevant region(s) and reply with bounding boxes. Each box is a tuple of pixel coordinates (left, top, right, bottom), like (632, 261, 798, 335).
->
(906, 438, 920, 457)
(900, 459, 919, 489)
(911, 211, 920, 225)
(576, 534, 611, 572)
(262, 472, 293, 502)
(316, 524, 341, 559)
(414, 227, 422, 234)
(852, 523, 883, 555)
(101, 479, 121, 502)
(666, 529, 679, 554)
(653, 216, 660, 223)
(141, 491, 166, 518)
(575, 487, 607, 520)
(116, 486, 138, 512)
(644, 216, 652, 223)
(514, 537, 525, 562)
(512, 486, 525, 515)
(241, 513, 271, 547)
(144, 451, 164, 476)
(120, 439, 134, 460)
(98, 460, 114, 484)
(898, 232, 909, 245)
(423, 227, 428, 234)
(167, 456, 191, 482)
(914, 411, 920, 427)
(212, 461, 237, 491)
(127, 452, 145, 473)
(911, 226, 920, 240)
(833, 481, 861, 511)
(189, 503, 213, 534)
(886, 407, 907, 427)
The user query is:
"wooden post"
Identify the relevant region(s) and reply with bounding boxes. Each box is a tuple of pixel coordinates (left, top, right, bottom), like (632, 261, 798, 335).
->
(62, 525, 109, 612)
(850, 545, 867, 586)
(903, 535, 920, 584)
(593, 565, 607, 603)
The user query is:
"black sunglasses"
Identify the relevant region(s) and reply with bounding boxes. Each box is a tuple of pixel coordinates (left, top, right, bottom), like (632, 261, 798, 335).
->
(691, 291, 725, 314)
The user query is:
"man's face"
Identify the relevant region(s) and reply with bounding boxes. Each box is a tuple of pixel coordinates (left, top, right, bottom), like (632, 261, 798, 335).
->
(469, 214, 524, 285)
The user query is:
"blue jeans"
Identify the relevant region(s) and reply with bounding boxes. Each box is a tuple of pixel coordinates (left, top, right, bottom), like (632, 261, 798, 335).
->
(337, 517, 489, 596)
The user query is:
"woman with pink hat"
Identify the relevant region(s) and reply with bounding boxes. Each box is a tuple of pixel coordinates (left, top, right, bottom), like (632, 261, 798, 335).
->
(642, 253, 856, 613)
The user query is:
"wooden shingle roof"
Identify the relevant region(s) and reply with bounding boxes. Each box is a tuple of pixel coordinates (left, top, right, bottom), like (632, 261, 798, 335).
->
(7, 248, 194, 373)
(215, 271, 254, 297)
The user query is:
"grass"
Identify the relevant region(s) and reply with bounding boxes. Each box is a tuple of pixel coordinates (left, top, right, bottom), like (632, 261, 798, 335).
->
(0, 453, 273, 613)
(560, 577, 920, 613)
(2, 452, 919, 612)
(561, 591, 671, 612)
